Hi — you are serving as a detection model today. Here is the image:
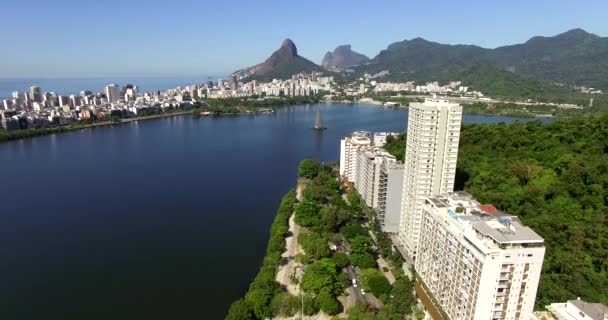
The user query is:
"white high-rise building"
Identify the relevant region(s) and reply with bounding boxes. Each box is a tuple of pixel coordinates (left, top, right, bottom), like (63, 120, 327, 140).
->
(398, 97, 462, 257)
(354, 147, 396, 208)
(339, 131, 372, 182)
(416, 192, 545, 320)
(104, 84, 121, 103)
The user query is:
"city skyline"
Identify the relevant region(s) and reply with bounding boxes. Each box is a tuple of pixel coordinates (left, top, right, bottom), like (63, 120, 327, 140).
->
(1, 0, 607, 77)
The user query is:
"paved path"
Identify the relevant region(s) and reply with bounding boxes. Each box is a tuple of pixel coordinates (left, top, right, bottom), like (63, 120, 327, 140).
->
(276, 213, 303, 295)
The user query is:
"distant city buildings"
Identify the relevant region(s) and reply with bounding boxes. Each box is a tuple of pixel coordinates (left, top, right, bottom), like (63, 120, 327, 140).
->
(416, 191, 545, 320)
(0, 72, 331, 131)
(398, 98, 463, 258)
(104, 84, 120, 103)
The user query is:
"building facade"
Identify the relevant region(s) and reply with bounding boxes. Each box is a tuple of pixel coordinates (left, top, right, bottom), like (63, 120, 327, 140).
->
(416, 192, 545, 320)
(353, 147, 396, 209)
(378, 161, 404, 233)
(373, 131, 399, 147)
(398, 98, 463, 257)
(104, 84, 121, 103)
(339, 131, 372, 182)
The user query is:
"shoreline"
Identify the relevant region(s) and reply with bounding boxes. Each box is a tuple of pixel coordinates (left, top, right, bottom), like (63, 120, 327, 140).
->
(1, 102, 558, 144)
(0, 108, 278, 143)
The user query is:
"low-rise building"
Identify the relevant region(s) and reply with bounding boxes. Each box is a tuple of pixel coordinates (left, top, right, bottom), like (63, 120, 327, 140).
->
(529, 299, 608, 320)
(373, 131, 400, 147)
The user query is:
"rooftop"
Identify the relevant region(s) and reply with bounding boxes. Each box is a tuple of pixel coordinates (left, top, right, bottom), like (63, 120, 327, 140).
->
(570, 299, 608, 320)
(425, 191, 544, 245)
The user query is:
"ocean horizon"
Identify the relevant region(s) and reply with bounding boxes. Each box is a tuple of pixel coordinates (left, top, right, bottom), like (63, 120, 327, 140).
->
(0, 75, 226, 99)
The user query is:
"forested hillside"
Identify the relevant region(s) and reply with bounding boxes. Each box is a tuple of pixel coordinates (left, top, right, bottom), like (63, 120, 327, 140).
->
(384, 114, 608, 306)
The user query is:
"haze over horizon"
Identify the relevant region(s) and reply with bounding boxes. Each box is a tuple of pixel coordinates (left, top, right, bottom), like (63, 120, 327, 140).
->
(2, 0, 607, 78)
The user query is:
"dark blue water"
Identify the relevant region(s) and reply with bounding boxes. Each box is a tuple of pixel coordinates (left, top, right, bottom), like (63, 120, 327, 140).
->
(0, 104, 547, 319)
(0, 76, 221, 98)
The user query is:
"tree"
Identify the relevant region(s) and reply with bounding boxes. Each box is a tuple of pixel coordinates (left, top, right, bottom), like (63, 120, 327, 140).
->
(270, 292, 300, 317)
(349, 253, 376, 269)
(321, 206, 350, 232)
(299, 231, 331, 261)
(316, 291, 341, 315)
(332, 252, 350, 269)
(298, 159, 321, 179)
(225, 299, 253, 320)
(340, 224, 367, 241)
(368, 275, 392, 297)
(346, 304, 378, 320)
(301, 258, 343, 296)
(359, 269, 391, 297)
(245, 279, 278, 319)
(295, 201, 323, 227)
(390, 277, 416, 315)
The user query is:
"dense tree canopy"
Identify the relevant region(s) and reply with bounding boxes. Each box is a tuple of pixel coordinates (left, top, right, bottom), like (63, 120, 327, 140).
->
(295, 201, 323, 227)
(298, 158, 321, 179)
(301, 258, 343, 296)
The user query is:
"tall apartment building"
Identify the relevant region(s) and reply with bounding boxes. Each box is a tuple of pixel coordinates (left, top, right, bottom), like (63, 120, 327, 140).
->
(104, 84, 121, 103)
(378, 161, 404, 233)
(352, 147, 404, 233)
(339, 131, 372, 182)
(354, 147, 396, 208)
(398, 97, 462, 257)
(416, 192, 545, 320)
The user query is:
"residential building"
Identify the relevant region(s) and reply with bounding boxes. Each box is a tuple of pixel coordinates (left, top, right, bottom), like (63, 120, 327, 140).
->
(398, 97, 463, 257)
(379, 162, 404, 233)
(416, 192, 545, 320)
(354, 147, 396, 208)
(104, 84, 120, 103)
(29, 86, 42, 102)
(373, 131, 399, 147)
(339, 131, 372, 182)
(529, 299, 608, 320)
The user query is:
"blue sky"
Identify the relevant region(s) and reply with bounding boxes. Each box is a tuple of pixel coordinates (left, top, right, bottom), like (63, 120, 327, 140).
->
(1, 0, 607, 78)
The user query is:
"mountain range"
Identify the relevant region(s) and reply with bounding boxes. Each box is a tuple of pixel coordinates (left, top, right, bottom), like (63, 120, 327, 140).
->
(231, 39, 323, 81)
(233, 29, 608, 89)
(321, 45, 369, 70)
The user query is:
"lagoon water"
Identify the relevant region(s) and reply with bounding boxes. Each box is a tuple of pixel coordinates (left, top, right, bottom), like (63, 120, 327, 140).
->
(0, 103, 545, 319)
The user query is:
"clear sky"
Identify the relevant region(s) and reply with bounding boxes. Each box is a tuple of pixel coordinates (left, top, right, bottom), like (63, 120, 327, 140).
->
(1, 0, 607, 78)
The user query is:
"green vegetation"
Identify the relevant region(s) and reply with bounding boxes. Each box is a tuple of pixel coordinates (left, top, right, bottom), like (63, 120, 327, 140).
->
(201, 95, 323, 109)
(228, 159, 416, 319)
(301, 258, 343, 296)
(298, 158, 321, 179)
(359, 269, 391, 297)
(294, 201, 323, 227)
(384, 113, 608, 306)
(225, 299, 254, 320)
(315, 290, 341, 315)
(298, 231, 331, 262)
(270, 292, 300, 317)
